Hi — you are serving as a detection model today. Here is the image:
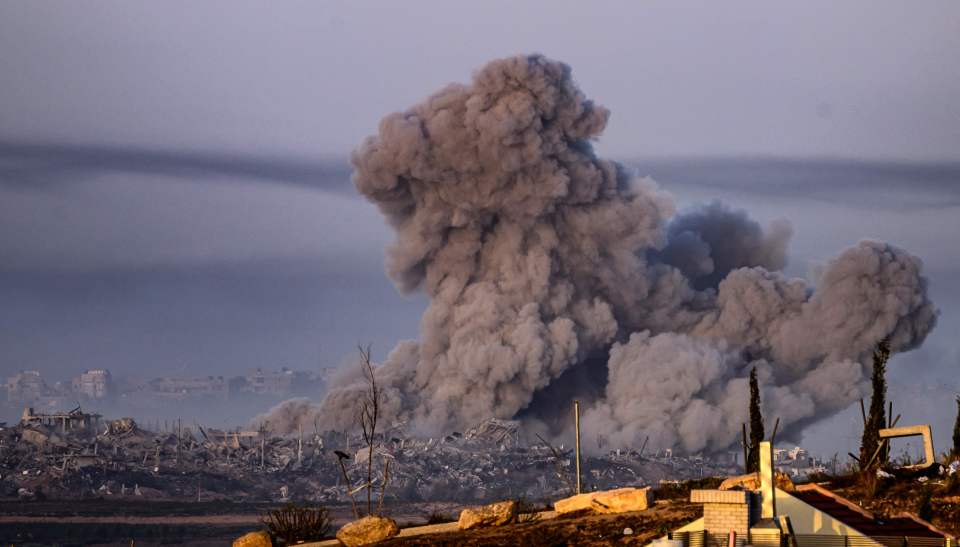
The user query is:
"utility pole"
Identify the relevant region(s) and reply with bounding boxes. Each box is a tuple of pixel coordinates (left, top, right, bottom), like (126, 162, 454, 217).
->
(574, 400, 582, 495)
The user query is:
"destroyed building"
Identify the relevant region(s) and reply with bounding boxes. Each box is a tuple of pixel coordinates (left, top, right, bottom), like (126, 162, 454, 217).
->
(20, 406, 102, 434)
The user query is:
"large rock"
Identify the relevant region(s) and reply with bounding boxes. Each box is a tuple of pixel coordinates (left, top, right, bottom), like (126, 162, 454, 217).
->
(719, 472, 795, 492)
(591, 487, 655, 514)
(336, 516, 400, 546)
(554, 487, 654, 515)
(554, 492, 601, 514)
(458, 500, 518, 530)
(232, 530, 271, 547)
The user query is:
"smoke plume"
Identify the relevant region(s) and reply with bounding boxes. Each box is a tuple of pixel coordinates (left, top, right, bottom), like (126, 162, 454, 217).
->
(304, 55, 936, 452)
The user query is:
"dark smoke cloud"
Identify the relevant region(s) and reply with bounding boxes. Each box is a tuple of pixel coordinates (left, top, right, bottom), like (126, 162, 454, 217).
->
(282, 55, 937, 452)
(656, 200, 792, 290)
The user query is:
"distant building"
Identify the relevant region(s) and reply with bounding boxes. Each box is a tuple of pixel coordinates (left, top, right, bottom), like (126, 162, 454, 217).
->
(246, 368, 298, 395)
(147, 375, 228, 400)
(5, 370, 47, 402)
(72, 369, 113, 399)
(236, 367, 326, 397)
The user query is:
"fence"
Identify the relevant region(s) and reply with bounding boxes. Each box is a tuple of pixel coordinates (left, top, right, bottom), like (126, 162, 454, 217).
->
(671, 531, 951, 547)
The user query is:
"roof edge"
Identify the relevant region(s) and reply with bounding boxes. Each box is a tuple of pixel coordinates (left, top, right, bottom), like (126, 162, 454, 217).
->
(795, 483, 875, 521)
(895, 511, 956, 541)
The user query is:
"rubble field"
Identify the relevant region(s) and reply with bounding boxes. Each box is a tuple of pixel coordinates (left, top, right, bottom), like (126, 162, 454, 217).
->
(0, 415, 734, 545)
(0, 416, 736, 505)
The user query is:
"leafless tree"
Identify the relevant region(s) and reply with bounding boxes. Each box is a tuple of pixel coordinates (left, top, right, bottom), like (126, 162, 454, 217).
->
(358, 344, 384, 516)
(536, 433, 575, 495)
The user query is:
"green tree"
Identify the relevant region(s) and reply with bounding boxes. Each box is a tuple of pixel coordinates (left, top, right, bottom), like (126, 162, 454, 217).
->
(746, 367, 765, 473)
(859, 340, 890, 470)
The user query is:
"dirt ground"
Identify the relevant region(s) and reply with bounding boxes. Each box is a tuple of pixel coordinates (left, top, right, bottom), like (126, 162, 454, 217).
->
(0, 499, 462, 546)
(378, 501, 702, 547)
(829, 475, 960, 537)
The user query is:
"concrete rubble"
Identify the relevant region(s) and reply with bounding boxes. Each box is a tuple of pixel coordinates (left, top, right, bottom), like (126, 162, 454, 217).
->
(0, 410, 739, 504)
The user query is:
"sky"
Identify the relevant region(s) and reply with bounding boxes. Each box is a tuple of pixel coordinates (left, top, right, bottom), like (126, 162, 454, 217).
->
(1, 2, 958, 456)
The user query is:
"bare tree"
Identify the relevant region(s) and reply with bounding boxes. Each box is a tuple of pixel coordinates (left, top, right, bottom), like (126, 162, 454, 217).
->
(358, 344, 383, 516)
(536, 434, 575, 495)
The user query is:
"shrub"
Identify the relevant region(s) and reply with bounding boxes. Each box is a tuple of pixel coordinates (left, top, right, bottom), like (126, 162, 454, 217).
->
(516, 496, 544, 523)
(261, 503, 331, 545)
(916, 487, 934, 522)
(425, 510, 454, 524)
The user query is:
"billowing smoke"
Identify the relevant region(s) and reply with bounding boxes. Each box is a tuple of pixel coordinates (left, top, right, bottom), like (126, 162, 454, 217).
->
(305, 54, 936, 452)
(253, 398, 323, 436)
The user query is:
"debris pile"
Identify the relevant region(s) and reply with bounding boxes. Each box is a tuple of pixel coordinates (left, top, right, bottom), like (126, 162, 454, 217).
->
(0, 412, 739, 504)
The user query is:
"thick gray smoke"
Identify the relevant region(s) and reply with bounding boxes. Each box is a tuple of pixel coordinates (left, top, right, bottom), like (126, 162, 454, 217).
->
(302, 55, 937, 452)
(253, 398, 323, 436)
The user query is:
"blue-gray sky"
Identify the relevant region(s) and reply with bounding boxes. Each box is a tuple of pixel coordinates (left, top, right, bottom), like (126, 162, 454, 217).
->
(1, 2, 958, 456)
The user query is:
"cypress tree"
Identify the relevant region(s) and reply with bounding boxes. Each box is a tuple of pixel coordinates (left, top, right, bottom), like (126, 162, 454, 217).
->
(746, 367, 765, 473)
(952, 396, 960, 461)
(859, 340, 890, 469)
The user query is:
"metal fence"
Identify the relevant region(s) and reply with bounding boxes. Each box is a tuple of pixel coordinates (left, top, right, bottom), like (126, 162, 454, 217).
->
(670, 531, 950, 547)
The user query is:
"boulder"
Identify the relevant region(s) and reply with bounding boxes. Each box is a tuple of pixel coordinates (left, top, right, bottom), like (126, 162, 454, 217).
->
(458, 500, 518, 530)
(591, 487, 654, 514)
(336, 516, 400, 546)
(719, 472, 795, 492)
(232, 530, 271, 547)
(554, 491, 596, 514)
(554, 487, 654, 515)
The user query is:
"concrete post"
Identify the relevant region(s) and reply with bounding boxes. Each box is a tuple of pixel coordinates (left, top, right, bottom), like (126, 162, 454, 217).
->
(759, 441, 775, 519)
(574, 400, 582, 494)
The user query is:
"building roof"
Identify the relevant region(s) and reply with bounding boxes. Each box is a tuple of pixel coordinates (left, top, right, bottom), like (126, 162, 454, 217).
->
(792, 485, 947, 538)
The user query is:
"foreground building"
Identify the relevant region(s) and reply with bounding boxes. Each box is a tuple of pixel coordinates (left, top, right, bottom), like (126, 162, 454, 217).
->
(662, 442, 955, 547)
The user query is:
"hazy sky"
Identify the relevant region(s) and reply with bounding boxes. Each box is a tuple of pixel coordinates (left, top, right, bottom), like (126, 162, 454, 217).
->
(2, 1, 959, 160)
(1, 2, 958, 455)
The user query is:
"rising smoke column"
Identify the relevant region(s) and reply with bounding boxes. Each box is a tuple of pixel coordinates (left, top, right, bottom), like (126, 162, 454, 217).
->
(309, 54, 937, 451)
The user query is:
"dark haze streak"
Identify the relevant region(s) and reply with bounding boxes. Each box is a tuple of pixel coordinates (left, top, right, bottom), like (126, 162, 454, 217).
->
(630, 157, 960, 210)
(0, 141, 354, 194)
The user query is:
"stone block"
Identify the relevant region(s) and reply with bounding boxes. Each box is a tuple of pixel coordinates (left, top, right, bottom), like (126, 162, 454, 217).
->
(336, 516, 400, 546)
(232, 530, 272, 547)
(458, 500, 517, 530)
(591, 487, 654, 514)
(555, 487, 653, 515)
